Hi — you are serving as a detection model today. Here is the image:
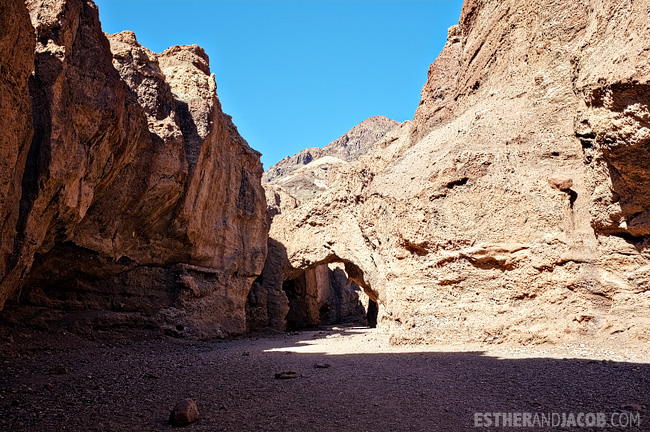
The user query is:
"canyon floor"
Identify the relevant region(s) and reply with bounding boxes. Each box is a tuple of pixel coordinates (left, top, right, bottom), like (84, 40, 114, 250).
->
(1, 324, 648, 432)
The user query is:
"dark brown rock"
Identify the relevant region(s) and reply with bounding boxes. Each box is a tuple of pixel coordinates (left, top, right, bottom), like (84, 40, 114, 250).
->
(0, 0, 35, 305)
(313, 363, 331, 369)
(246, 237, 291, 332)
(48, 366, 68, 375)
(169, 398, 199, 426)
(274, 371, 298, 379)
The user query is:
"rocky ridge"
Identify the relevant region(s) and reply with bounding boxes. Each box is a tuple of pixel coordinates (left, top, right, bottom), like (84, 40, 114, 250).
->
(264, 116, 399, 183)
(262, 116, 399, 204)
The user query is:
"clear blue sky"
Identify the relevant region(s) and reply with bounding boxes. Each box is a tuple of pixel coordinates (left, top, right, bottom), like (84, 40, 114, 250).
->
(94, 0, 464, 168)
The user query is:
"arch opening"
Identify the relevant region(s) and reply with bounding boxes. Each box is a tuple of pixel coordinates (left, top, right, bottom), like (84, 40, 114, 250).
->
(282, 261, 377, 331)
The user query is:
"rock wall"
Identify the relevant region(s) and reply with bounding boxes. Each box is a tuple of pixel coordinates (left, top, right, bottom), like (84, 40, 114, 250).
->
(0, 0, 35, 298)
(268, 0, 650, 345)
(280, 263, 367, 330)
(0, 0, 267, 338)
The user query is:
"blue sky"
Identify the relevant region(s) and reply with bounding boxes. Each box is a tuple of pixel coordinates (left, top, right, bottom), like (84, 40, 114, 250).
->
(94, 0, 464, 168)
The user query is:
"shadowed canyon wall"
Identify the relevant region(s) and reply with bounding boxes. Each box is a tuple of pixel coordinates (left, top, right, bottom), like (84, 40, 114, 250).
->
(0, 0, 267, 338)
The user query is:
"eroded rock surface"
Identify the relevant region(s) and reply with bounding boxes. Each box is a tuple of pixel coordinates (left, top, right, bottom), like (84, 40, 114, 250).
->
(0, 0, 35, 299)
(266, 0, 650, 345)
(0, 0, 267, 338)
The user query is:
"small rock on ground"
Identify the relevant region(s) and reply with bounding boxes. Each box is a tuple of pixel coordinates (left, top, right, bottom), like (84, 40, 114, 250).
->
(274, 371, 298, 379)
(169, 398, 200, 426)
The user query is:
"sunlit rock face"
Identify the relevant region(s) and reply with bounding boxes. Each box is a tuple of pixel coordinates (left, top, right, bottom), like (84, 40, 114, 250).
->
(0, 0, 267, 338)
(265, 0, 650, 345)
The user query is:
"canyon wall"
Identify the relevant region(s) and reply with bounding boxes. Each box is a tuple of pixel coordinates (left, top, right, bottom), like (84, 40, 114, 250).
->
(269, 0, 650, 345)
(0, 0, 35, 302)
(3, 0, 649, 344)
(0, 0, 267, 338)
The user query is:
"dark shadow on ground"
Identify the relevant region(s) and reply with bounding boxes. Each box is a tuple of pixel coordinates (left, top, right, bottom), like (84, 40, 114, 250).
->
(0, 326, 648, 432)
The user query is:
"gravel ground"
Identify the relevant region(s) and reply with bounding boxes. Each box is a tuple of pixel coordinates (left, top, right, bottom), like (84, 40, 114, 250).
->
(1, 325, 648, 431)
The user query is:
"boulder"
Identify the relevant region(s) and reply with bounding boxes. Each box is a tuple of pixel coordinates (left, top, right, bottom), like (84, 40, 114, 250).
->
(547, 174, 574, 191)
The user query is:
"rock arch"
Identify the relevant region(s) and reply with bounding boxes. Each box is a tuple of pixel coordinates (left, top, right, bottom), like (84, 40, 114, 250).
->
(246, 236, 379, 332)
(281, 258, 378, 330)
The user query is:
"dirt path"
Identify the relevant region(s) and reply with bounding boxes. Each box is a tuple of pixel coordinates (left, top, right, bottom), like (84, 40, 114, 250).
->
(1, 326, 648, 431)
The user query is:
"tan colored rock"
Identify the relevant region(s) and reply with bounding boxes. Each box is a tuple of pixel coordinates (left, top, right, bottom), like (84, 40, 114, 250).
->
(547, 174, 574, 191)
(0, 1, 267, 339)
(266, 0, 650, 346)
(263, 116, 399, 185)
(249, 116, 398, 331)
(270, 156, 351, 204)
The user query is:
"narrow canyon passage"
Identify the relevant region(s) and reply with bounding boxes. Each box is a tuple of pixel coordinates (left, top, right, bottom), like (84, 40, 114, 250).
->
(1, 326, 648, 431)
(2, 0, 650, 430)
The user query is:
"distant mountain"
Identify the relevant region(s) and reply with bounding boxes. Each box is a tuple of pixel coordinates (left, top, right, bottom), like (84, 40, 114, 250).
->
(263, 116, 400, 184)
